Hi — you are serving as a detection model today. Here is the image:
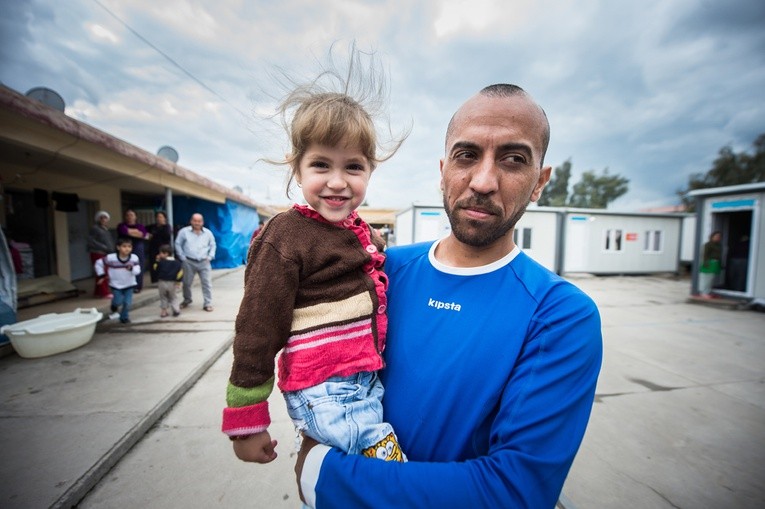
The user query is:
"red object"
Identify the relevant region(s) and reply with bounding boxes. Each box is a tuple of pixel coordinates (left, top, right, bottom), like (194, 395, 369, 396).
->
(90, 252, 111, 297)
(10, 245, 23, 274)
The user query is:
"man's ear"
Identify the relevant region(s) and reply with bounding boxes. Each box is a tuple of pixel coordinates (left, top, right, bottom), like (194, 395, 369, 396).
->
(530, 165, 552, 202)
(439, 158, 445, 193)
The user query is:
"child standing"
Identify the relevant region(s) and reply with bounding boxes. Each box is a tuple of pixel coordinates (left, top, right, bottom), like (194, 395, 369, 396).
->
(95, 238, 140, 324)
(153, 244, 183, 318)
(222, 49, 408, 468)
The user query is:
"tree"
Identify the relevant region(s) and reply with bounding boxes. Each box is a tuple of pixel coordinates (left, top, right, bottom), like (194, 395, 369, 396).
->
(678, 133, 765, 210)
(540, 160, 629, 209)
(567, 168, 629, 209)
(538, 159, 571, 206)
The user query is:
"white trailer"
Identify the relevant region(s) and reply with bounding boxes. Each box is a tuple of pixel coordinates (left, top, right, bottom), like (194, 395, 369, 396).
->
(394, 204, 691, 275)
(687, 182, 765, 301)
(512, 207, 561, 272)
(562, 211, 684, 274)
(392, 205, 451, 246)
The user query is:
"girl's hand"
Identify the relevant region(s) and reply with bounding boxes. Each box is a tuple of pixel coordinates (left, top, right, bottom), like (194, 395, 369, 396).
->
(232, 431, 278, 464)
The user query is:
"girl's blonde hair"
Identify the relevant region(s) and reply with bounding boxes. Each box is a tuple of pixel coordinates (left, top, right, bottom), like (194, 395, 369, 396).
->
(270, 43, 409, 197)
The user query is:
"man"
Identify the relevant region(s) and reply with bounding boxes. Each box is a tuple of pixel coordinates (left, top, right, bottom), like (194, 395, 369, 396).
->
(174, 213, 216, 311)
(291, 84, 603, 508)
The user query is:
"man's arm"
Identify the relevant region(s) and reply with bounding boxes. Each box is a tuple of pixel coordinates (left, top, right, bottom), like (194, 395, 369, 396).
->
(207, 230, 217, 260)
(174, 230, 185, 261)
(298, 289, 602, 508)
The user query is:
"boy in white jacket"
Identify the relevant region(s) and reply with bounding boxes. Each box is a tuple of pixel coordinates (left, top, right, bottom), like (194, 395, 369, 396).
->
(95, 238, 140, 324)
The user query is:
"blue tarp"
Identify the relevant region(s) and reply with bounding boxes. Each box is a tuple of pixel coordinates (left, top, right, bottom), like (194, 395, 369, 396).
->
(172, 196, 259, 268)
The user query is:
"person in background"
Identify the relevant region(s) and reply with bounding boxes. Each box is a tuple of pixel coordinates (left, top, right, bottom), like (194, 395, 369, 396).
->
(117, 209, 149, 293)
(87, 210, 113, 298)
(95, 237, 140, 324)
(153, 244, 183, 318)
(250, 219, 266, 243)
(174, 213, 216, 311)
(148, 211, 173, 284)
(294, 84, 603, 508)
(698, 230, 722, 298)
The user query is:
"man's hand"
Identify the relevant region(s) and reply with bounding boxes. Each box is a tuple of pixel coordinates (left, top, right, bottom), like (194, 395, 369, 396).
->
(294, 435, 320, 504)
(232, 431, 278, 464)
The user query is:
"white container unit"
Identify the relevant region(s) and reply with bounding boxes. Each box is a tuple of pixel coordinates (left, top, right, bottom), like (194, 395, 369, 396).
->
(393, 204, 689, 275)
(393, 205, 561, 271)
(512, 207, 561, 272)
(562, 211, 683, 274)
(687, 183, 765, 300)
(393, 205, 451, 246)
(1, 308, 102, 358)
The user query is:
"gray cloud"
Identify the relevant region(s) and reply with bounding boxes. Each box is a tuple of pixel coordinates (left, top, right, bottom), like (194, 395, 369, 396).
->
(1, 0, 763, 210)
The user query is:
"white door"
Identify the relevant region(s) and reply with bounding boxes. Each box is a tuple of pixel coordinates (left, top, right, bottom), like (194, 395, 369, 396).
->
(564, 215, 589, 272)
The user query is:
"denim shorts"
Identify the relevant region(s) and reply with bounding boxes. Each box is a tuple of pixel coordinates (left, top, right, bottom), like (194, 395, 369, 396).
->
(283, 371, 405, 461)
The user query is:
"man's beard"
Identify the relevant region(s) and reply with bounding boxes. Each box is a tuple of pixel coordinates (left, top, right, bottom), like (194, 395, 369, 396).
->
(443, 194, 529, 248)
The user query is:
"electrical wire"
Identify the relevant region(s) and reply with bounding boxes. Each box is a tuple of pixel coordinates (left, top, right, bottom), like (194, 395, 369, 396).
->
(91, 0, 251, 122)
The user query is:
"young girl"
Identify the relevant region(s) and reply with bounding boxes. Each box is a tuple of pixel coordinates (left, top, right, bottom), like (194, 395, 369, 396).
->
(222, 49, 407, 466)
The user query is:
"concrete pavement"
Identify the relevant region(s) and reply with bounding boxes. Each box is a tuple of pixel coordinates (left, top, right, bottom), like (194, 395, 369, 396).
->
(0, 268, 243, 508)
(2, 272, 764, 508)
(564, 275, 765, 508)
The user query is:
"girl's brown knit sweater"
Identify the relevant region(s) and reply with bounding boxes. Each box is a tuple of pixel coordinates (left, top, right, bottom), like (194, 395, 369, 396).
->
(222, 205, 387, 437)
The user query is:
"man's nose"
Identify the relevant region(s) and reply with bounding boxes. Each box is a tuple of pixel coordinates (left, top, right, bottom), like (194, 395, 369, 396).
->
(469, 157, 499, 195)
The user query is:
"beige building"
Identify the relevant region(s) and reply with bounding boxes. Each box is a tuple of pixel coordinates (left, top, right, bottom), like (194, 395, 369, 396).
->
(0, 85, 273, 286)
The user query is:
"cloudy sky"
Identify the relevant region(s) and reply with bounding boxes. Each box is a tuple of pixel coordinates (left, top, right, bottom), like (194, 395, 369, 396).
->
(1, 0, 764, 211)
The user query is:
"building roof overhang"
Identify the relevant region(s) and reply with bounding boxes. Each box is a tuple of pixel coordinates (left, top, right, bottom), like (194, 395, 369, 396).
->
(0, 85, 275, 214)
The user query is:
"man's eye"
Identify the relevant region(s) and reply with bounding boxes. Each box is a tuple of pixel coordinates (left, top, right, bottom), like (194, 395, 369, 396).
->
(502, 154, 527, 165)
(454, 151, 476, 160)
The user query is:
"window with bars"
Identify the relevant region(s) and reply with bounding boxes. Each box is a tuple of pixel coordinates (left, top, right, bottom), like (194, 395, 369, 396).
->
(604, 229, 623, 252)
(513, 227, 532, 249)
(644, 230, 663, 252)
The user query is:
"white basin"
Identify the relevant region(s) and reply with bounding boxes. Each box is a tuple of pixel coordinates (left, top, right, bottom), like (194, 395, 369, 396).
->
(0, 308, 103, 358)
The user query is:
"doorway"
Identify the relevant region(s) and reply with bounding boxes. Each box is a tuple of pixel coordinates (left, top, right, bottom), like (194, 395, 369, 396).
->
(4, 188, 54, 278)
(711, 210, 753, 295)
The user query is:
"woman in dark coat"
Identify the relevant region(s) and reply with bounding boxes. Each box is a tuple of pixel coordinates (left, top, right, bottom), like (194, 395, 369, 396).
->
(147, 210, 173, 283)
(87, 210, 113, 298)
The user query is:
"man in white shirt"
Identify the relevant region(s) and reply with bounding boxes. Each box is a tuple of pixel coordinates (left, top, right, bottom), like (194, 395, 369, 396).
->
(174, 213, 217, 311)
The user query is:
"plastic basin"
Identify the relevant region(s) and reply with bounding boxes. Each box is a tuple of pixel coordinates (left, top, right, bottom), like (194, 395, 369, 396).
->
(0, 308, 103, 358)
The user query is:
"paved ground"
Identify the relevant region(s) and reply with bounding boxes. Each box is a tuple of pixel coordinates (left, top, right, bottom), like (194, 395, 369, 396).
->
(563, 275, 765, 509)
(0, 269, 241, 508)
(1, 271, 764, 508)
